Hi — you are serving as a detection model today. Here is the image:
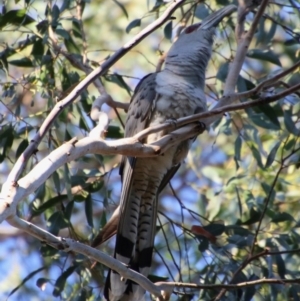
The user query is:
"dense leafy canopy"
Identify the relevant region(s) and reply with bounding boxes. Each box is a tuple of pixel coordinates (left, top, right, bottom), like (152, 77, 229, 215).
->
(0, 0, 300, 301)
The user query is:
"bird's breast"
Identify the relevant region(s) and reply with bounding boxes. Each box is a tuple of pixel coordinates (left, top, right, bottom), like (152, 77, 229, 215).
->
(154, 71, 206, 119)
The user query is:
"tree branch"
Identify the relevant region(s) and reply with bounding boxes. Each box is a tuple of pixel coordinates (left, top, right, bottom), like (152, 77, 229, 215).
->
(0, 123, 201, 222)
(156, 277, 300, 291)
(237, 60, 300, 99)
(221, 0, 269, 97)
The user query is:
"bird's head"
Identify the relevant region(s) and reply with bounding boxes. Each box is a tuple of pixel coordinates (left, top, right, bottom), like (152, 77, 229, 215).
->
(164, 5, 237, 84)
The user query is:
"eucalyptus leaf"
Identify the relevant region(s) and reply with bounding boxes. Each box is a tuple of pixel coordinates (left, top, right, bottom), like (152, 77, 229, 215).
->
(265, 142, 280, 168)
(15, 139, 28, 159)
(203, 223, 225, 236)
(53, 265, 78, 297)
(85, 194, 94, 228)
(234, 136, 242, 161)
(247, 49, 282, 66)
(216, 62, 229, 82)
(261, 182, 276, 203)
(64, 36, 81, 54)
(72, 19, 82, 39)
(275, 254, 286, 279)
(240, 207, 261, 225)
(126, 18, 141, 33)
(32, 195, 67, 216)
(164, 21, 173, 40)
(284, 38, 300, 46)
(64, 164, 73, 200)
(272, 212, 294, 223)
(244, 274, 259, 301)
(0, 9, 35, 29)
(105, 73, 132, 96)
(9, 57, 34, 67)
(112, 0, 128, 18)
(148, 274, 169, 282)
(284, 109, 300, 136)
(47, 211, 69, 235)
(258, 104, 281, 128)
(250, 144, 264, 169)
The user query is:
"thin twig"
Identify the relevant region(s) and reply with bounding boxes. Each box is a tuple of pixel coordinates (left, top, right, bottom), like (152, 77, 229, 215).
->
(249, 166, 283, 256)
(158, 277, 300, 290)
(157, 215, 182, 280)
(238, 60, 300, 99)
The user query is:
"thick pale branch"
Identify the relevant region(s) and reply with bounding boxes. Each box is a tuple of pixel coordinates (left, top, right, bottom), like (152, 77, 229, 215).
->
(0, 123, 200, 222)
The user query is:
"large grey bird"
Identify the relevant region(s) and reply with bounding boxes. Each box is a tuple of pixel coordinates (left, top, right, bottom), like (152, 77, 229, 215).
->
(92, 5, 236, 301)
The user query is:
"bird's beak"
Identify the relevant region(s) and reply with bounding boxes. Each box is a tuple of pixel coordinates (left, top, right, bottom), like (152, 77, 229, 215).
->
(200, 5, 237, 30)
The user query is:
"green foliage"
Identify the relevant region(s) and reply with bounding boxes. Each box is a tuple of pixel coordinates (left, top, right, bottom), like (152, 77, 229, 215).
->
(53, 265, 78, 297)
(164, 21, 173, 41)
(1, 0, 300, 301)
(0, 9, 35, 28)
(247, 49, 282, 67)
(126, 18, 141, 33)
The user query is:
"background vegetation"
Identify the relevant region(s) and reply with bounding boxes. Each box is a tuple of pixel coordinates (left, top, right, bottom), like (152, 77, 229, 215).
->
(0, 0, 300, 300)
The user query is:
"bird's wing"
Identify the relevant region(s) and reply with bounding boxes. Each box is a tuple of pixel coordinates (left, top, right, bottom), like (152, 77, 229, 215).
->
(124, 73, 157, 139)
(91, 71, 181, 248)
(91, 73, 156, 248)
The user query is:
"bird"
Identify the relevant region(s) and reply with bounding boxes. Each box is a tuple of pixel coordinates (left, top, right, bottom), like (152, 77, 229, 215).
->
(92, 5, 237, 301)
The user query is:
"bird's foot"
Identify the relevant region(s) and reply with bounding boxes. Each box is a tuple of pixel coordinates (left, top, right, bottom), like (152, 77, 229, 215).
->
(196, 121, 206, 134)
(165, 118, 177, 129)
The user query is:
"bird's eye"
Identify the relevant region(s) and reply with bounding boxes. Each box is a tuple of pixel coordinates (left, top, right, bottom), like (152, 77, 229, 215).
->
(185, 23, 201, 34)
